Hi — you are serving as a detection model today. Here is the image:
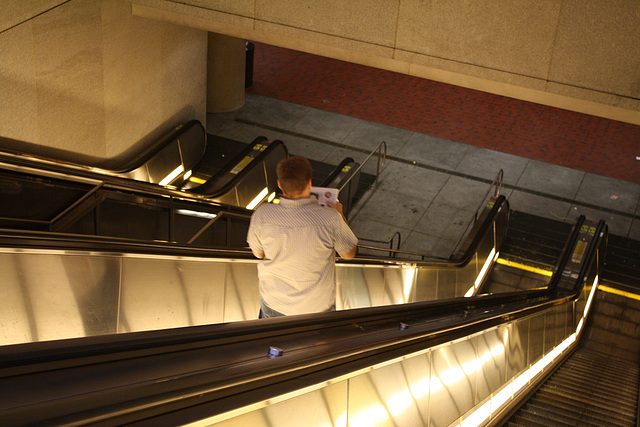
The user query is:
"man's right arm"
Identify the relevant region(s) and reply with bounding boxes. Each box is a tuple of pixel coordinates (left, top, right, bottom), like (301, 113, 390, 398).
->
(338, 245, 357, 260)
(327, 201, 358, 260)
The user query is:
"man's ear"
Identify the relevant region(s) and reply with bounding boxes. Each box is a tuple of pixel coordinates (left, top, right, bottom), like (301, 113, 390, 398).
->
(277, 180, 282, 191)
(306, 179, 312, 190)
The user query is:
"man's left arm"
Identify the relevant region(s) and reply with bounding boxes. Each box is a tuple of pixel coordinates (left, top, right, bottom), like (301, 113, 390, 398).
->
(252, 249, 265, 259)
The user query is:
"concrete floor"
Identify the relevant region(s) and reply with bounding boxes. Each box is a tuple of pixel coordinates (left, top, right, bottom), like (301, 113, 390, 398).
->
(208, 93, 640, 258)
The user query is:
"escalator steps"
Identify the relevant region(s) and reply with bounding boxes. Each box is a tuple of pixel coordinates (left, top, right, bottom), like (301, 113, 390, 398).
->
(500, 211, 572, 270)
(507, 347, 639, 426)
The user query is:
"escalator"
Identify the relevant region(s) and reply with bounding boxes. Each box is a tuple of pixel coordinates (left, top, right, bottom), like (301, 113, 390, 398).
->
(0, 205, 614, 425)
(2, 145, 636, 425)
(499, 268, 640, 426)
(479, 213, 640, 426)
(0, 120, 288, 210)
(0, 141, 364, 245)
(505, 347, 639, 426)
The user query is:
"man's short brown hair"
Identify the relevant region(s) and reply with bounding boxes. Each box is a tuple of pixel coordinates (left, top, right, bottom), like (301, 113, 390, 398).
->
(277, 156, 312, 196)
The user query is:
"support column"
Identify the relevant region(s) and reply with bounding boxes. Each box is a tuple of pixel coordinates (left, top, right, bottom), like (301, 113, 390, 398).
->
(207, 33, 246, 113)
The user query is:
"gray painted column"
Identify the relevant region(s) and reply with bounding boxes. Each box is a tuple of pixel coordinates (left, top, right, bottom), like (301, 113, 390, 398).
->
(207, 33, 246, 113)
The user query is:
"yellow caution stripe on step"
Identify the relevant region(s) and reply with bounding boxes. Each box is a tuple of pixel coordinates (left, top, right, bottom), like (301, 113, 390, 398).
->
(496, 258, 553, 277)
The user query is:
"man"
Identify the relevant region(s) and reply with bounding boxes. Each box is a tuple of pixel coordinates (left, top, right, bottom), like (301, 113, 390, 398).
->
(247, 156, 358, 318)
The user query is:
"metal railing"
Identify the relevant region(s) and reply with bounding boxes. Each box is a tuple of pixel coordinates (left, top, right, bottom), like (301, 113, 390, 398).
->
(449, 169, 504, 257)
(186, 210, 252, 245)
(353, 193, 508, 264)
(356, 231, 402, 258)
(338, 140, 387, 196)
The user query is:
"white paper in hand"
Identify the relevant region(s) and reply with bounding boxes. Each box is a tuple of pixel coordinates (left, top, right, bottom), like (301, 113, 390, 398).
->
(310, 186, 339, 207)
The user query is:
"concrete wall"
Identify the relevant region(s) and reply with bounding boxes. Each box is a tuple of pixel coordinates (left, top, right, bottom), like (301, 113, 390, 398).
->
(131, 0, 640, 125)
(0, 0, 206, 164)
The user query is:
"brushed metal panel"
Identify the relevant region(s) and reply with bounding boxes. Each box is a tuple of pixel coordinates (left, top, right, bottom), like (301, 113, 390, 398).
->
(348, 358, 429, 427)
(415, 267, 438, 302)
(209, 380, 348, 427)
(58, 254, 120, 337)
(430, 340, 478, 426)
(543, 308, 557, 354)
(436, 268, 458, 300)
(5, 253, 121, 344)
(506, 318, 529, 380)
(401, 352, 431, 424)
(337, 265, 416, 309)
(528, 312, 545, 366)
(337, 266, 370, 309)
(475, 326, 508, 403)
(357, 267, 388, 307)
(223, 262, 260, 321)
(119, 257, 228, 332)
(1, 253, 35, 345)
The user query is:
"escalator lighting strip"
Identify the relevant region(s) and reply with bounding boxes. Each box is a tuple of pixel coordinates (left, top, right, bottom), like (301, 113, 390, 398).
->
(246, 187, 269, 210)
(495, 258, 553, 277)
(175, 209, 217, 220)
(598, 285, 640, 301)
(159, 165, 184, 186)
(466, 249, 498, 297)
(189, 176, 207, 184)
(475, 249, 497, 288)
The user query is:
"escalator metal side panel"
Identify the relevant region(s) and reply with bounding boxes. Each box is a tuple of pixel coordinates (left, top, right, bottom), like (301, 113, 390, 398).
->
(0, 221, 605, 426)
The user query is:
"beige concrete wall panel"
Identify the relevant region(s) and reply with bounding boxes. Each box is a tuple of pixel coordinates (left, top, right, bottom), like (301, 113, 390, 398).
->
(130, 0, 254, 30)
(161, 23, 208, 128)
(396, 0, 561, 79)
(395, 49, 548, 92)
(255, 21, 397, 64)
(0, 22, 39, 144)
(1, 0, 68, 32)
(255, 0, 400, 47)
(546, 82, 640, 123)
(207, 33, 246, 113)
(102, 0, 165, 158)
(175, 0, 255, 17)
(550, 1, 640, 99)
(32, 0, 106, 157)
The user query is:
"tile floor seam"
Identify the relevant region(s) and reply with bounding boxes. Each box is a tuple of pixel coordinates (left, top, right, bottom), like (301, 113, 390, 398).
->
(238, 117, 640, 222)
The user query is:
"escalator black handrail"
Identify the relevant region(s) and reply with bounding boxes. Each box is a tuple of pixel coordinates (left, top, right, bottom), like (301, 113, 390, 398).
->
(0, 120, 206, 174)
(571, 219, 607, 294)
(0, 228, 257, 260)
(0, 216, 605, 425)
(190, 138, 288, 197)
(189, 135, 267, 193)
(319, 157, 355, 187)
(0, 152, 260, 216)
(545, 214, 585, 292)
(451, 169, 504, 257)
(111, 120, 206, 173)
